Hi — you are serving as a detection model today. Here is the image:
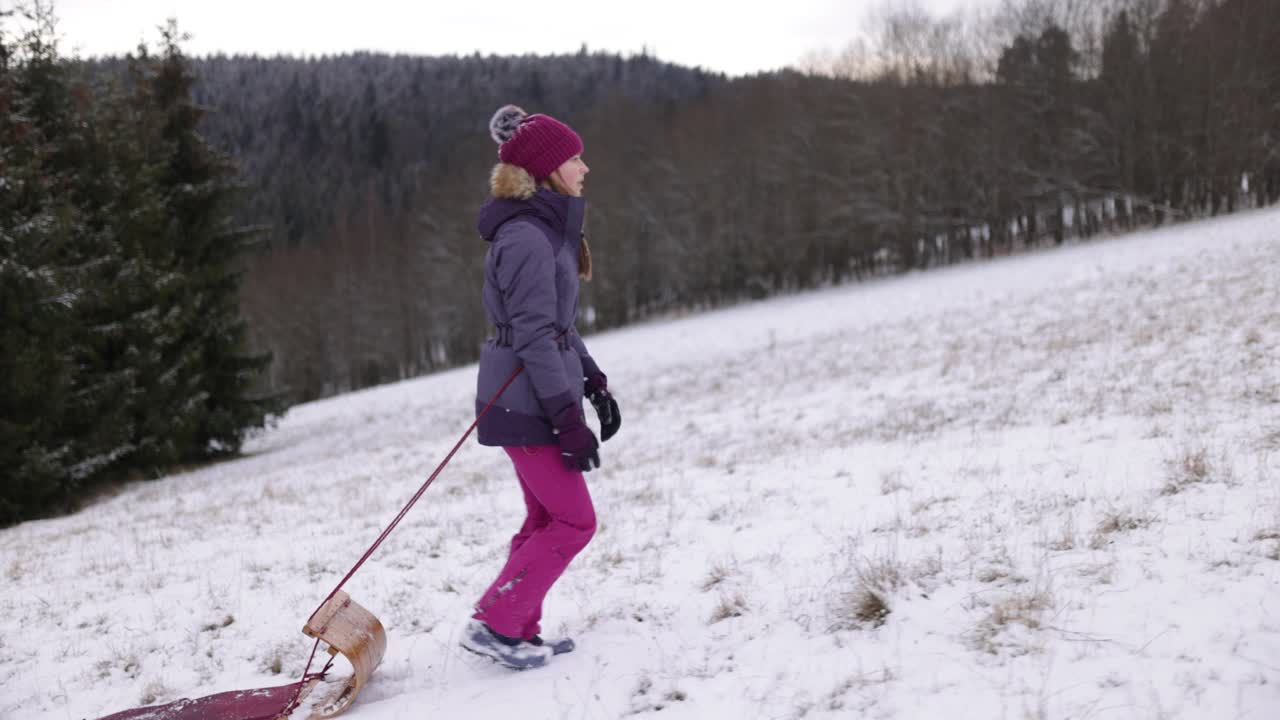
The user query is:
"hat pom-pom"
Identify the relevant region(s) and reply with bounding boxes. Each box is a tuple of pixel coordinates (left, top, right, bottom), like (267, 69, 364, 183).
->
(489, 104, 527, 144)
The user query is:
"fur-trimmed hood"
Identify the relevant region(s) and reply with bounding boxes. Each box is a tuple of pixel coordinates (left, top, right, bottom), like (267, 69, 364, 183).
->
(476, 164, 585, 253)
(490, 162, 537, 200)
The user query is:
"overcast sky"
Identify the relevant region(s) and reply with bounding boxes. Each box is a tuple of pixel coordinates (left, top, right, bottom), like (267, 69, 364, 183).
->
(50, 0, 996, 76)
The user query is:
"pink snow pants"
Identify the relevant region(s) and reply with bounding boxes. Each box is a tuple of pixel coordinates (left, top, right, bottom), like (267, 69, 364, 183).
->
(472, 445, 596, 640)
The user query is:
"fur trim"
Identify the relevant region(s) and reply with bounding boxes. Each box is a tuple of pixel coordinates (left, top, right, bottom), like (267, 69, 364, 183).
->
(490, 163, 537, 200)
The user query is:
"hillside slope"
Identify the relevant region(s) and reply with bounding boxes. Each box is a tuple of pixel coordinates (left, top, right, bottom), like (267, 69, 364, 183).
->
(3, 209, 1278, 720)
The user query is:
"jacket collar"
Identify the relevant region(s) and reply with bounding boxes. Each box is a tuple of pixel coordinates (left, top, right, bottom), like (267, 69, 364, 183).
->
(478, 187, 585, 254)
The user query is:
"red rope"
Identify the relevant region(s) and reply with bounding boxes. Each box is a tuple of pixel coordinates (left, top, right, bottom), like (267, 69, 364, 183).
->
(311, 363, 525, 619)
(288, 363, 527, 712)
(284, 636, 335, 716)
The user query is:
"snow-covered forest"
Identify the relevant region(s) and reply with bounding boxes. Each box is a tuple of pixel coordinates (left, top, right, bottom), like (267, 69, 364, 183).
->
(183, 0, 1278, 401)
(3, 204, 1277, 719)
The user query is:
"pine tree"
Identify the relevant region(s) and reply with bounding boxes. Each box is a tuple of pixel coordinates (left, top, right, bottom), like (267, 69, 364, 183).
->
(0, 4, 134, 521)
(0, 20, 77, 520)
(1, 12, 276, 525)
(127, 22, 276, 463)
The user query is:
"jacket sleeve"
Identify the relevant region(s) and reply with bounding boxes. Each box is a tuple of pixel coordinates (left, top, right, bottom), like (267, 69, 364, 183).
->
(492, 222, 573, 414)
(569, 330, 604, 385)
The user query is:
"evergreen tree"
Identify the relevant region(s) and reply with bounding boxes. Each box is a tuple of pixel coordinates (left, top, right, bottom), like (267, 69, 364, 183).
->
(0, 13, 78, 520)
(125, 22, 276, 465)
(0, 11, 275, 525)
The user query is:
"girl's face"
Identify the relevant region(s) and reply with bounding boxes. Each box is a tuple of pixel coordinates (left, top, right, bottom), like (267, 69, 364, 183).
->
(550, 155, 589, 197)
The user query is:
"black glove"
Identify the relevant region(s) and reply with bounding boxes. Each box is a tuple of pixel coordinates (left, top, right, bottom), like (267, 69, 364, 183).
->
(585, 372, 621, 442)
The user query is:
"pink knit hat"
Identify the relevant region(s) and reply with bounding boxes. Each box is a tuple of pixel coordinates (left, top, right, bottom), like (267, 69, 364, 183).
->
(489, 105, 583, 180)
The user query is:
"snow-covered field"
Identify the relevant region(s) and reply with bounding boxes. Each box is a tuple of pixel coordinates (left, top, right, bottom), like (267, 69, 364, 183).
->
(3, 208, 1279, 720)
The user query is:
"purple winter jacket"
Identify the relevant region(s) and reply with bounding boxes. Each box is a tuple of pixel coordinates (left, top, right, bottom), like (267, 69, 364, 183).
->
(474, 187, 602, 447)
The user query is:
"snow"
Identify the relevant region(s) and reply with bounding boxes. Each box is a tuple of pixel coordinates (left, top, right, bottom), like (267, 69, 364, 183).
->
(3, 208, 1279, 720)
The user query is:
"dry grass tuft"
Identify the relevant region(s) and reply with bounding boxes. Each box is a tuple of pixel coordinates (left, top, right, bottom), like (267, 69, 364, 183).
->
(849, 587, 891, 627)
(1255, 426, 1280, 451)
(827, 669, 897, 712)
(831, 556, 905, 630)
(709, 593, 748, 623)
(1160, 445, 1219, 495)
(878, 401, 951, 441)
(627, 675, 689, 715)
(910, 495, 956, 514)
(1095, 509, 1155, 534)
(5, 558, 24, 583)
(974, 557, 1024, 584)
(701, 562, 733, 592)
(910, 553, 944, 583)
(627, 482, 665, 506)
(989, 591, 1051, 628)
(1254, 527, 1280, 561)
(596, 549, 625, 569)
(1046, 512, 1077, 551)
(260, 648, 285, 675)
(139, 679, 169, 705)
(200, 614, 235, 633)
(879, 470, 907, 495)
(970, 589, 1054, 655)
(1090, 508, 1155, 549)
(96, 650, 142, 680)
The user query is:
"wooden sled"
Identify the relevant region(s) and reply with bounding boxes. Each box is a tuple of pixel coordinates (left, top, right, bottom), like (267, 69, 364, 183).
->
(300, 590, 387, 719)
(96, 591, 385, 720)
